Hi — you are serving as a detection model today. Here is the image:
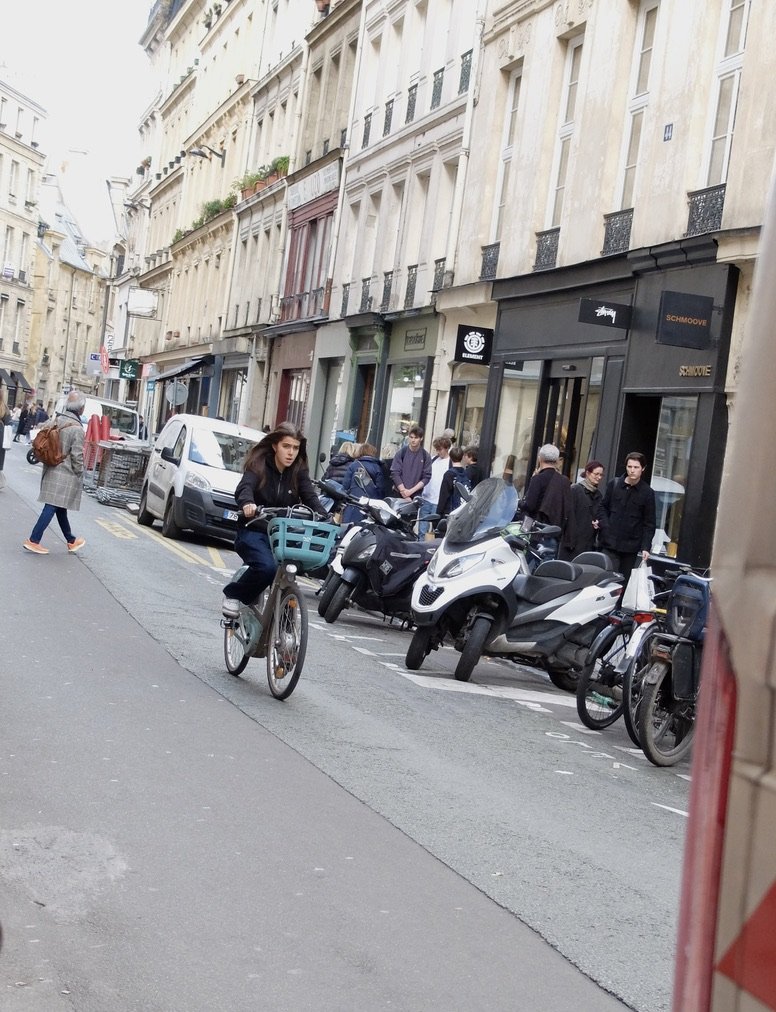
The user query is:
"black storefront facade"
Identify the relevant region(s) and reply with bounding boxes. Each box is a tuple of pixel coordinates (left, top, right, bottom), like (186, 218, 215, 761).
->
(479, 238, 738, 568)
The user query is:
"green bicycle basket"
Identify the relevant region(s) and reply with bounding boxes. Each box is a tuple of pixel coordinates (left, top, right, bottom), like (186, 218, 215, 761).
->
(267, 517, 339, 570)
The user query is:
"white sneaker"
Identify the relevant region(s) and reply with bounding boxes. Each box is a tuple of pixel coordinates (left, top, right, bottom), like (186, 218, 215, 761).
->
(222, 597, 241, 618)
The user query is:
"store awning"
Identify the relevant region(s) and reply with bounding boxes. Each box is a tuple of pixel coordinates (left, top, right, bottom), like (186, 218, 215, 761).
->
(152, 354, 214, 382)
(10, 370, 33, 392)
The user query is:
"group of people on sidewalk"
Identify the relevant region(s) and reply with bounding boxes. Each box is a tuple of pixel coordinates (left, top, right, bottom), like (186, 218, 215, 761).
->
(0, 388, 87, 555)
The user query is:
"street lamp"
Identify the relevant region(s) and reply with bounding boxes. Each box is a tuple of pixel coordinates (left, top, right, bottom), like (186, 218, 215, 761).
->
(189, 145, 225, 166)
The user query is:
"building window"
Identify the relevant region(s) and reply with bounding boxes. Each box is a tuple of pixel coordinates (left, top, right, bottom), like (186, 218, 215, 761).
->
(550, 38, 583, 228)
(493, 70, 522, 242)
(459, 50, 472, 94)
(431, 68, 444, 110)
(361, 112, 372, 149)
(619, 3, 658, 211)
(406, 83, 417, 124)
(707, 0, 750, 185)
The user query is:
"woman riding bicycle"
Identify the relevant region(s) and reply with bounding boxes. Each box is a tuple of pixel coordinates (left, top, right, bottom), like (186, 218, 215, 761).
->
(222, 422, 330, 617)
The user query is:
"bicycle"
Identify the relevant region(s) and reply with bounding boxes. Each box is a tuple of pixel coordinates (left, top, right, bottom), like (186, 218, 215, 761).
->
(222, 507, 339, 699)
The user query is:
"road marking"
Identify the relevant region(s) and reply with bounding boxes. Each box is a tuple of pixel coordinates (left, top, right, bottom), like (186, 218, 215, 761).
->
(96, 518, 138, 540)
(652, 802, 689, 818)
(559, 720, 601, 735)
(389, 669, 574, 710)
(114, 515, 205, 566)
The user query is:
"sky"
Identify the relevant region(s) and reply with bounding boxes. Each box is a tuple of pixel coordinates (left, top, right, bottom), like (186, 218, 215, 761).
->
(1, 0, 155, 241)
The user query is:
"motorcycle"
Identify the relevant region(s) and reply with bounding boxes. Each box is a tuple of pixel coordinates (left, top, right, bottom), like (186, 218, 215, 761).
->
(316, 479, 438, 626)
(406, 474, 623, 690)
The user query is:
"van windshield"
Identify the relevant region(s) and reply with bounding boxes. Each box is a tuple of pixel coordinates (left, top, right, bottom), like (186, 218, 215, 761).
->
(187, 429, 258, 473)
(103, 405, 138, 436)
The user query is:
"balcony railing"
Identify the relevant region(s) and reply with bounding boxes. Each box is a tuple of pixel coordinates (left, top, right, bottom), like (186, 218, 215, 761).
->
(380, 271, 393, 312)
(406, 84, 417, 124)
(601, 208, 633, 256)
(480, 242, 500, 281)
(279, 287, 326, 323)
(534, 228, 560, 271)
(431, 69, 444, 110)
(340, 282, 350, 317)
(383, 99, 394, 138)
(360, 276, 372, 312)
(459, 50, 473, 94)
(685, 183, 726, 237)
(404, 264, 417, 308)
(431, 257, 446, 291)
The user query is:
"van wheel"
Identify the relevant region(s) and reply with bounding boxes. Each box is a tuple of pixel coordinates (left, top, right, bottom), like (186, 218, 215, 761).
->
(136, 488, 155, 527)
(161, 497, 182, 539)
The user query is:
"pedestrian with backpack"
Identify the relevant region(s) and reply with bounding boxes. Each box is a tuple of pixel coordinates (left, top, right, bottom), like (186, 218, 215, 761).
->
(22, 391, 87, 555)
(418, 434, 451, 538)
(389, 425, 432, 502)
(436, 445, 471, 520)
(340, 443, 389, 523)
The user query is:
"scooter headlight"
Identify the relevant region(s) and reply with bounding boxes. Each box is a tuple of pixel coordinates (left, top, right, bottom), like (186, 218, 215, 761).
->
(438, 551, 485, 579)
(354, 543, 377, 563)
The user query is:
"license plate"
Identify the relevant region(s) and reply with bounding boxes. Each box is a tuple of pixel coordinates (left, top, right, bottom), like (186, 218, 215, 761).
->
(223, 509, 239, 522)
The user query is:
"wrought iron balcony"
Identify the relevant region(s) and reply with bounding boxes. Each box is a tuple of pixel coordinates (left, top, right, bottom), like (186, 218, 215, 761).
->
(340, 282, 350, 318)
(383, 99, 394, 138)
(685, 184, 726, 237)
(480, 242, 500, 281)
(534, 228, 560, 271)
(459, 50, 472, 95)
(406, 84, 417, 125)
(380, 271, 393, 312)
(404, 265, 418, 308)
(431, 69, 444, 110)
(431, 258, 446, 291)
(601, 208, 633, 256)
(360, 277, 373, 312)
(279, 287, 327, 322)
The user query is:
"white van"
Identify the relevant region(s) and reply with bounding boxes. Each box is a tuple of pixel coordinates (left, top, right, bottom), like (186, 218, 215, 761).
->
(137, 413, 266, 540)
(55, 395, 142, 440)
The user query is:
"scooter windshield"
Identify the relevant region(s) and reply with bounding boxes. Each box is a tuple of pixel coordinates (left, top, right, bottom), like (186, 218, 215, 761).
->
(445, 477, 518, 545)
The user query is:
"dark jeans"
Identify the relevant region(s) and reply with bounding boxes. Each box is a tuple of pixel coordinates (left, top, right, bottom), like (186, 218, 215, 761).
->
(30, 504, 75, 545)
(223, 527, 277, 604)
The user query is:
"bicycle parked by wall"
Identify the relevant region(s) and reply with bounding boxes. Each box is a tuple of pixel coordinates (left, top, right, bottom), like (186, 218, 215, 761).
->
(222, 506, 338, 699)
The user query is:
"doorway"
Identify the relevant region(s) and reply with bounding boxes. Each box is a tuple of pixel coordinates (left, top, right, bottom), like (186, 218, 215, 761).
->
(534, 358, 603, 480)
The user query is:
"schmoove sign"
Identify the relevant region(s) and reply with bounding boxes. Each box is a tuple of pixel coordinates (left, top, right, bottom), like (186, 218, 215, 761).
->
(454, 324, 494, 364)
(657, 291, 714, 349)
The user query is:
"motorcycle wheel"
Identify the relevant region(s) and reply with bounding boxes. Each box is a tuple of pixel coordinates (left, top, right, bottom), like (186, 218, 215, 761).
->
(406, 626, 434, 670)
(317, 572, 340, 617)
(640, 661, 696, 767)
(26, 448, 38, 465)
(454, 616, 491, 682)
(547, 668, 579, 694)
(323, 579, 352, 624)
(576, 625, 629, 729)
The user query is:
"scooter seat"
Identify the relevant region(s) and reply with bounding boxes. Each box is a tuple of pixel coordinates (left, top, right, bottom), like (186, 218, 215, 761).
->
(533, 560, 583, 581)
(572, 551, 613, 570)
(515, 560, 611, 605)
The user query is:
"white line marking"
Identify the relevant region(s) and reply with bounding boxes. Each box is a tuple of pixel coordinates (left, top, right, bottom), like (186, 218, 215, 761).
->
(352, 646, 377, 656)
(389, 670, 576, 709)
(559, 720, 601, 735)
(652, 803, 689, 818)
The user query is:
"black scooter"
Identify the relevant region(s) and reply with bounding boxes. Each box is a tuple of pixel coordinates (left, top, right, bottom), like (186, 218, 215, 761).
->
(319, 480, 439, 626)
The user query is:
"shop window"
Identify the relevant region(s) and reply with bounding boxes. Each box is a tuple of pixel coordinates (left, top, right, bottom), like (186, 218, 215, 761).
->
(380, 363, 426, 457)
(651, 396, 697, 557)
(493, 361, 542, 492)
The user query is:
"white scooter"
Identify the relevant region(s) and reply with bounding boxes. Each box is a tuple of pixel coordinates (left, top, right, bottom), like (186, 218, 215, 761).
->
(406, 475, 623, 690)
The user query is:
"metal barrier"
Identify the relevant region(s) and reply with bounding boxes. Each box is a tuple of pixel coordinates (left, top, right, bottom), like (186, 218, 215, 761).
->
(84, 440, 151, 508)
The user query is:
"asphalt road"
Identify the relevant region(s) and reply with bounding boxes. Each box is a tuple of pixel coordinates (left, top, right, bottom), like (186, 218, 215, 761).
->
(1, 448, 689, 1010)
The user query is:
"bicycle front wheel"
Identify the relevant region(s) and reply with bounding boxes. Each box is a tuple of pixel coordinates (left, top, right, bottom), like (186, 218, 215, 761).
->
(640, 661, 696, 767)
(267, 586, 308, 699)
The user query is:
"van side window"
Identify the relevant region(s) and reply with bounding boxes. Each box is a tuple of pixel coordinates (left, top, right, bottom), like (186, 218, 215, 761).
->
(172, 425, 186, 461)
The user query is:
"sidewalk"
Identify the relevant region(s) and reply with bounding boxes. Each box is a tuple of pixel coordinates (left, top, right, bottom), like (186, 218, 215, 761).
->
(0, 483, 627, 1012)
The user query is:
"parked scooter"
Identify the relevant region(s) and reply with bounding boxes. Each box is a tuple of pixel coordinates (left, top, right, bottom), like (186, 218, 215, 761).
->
(407, 474, 623, 689)
(317, 479, 438, 626)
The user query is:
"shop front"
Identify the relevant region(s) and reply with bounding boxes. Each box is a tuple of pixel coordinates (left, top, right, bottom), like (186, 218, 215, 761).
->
(375, 317, 437, 458)
(483, 250, 738, 567)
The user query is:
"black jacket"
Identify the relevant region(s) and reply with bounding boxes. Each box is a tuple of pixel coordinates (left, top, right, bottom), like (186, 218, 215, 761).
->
(234, 458, 326, 532)
(601, 476, 656, 554)
(523, 468, 573, 536)
(322, 452, 353, 486)
(560, 481, 605, 560)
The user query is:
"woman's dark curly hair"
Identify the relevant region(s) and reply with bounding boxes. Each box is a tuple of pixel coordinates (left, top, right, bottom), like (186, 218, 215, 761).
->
(244, 421, 309, 493)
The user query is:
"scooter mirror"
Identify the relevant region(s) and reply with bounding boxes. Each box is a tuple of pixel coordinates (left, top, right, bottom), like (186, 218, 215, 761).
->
(319, 451, 327, 463)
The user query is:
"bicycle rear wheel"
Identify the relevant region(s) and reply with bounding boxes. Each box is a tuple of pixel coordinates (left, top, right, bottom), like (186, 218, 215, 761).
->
(576, 624, 629, 729)
(622, 626, 659, 746)
(267, 586, 308, 699)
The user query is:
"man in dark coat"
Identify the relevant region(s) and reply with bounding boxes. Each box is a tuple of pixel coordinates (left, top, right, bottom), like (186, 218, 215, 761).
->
(600, 451, 657, 581)
(522, 444, 573, 556)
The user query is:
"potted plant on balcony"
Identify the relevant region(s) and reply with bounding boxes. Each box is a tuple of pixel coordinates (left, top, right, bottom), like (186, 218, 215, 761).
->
(271, 154, 290, 178)
(234, 171, 262, 200)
